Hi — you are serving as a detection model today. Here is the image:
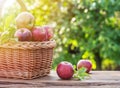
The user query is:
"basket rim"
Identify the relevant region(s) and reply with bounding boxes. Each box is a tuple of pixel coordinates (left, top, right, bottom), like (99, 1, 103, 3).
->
(0, 40, 56, 49)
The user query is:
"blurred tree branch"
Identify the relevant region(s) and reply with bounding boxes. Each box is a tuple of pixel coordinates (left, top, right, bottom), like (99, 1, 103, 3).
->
(16, 0, 27, 11)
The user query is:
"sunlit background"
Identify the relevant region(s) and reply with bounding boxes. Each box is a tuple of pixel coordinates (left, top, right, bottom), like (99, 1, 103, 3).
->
(0, 0, 120, 70)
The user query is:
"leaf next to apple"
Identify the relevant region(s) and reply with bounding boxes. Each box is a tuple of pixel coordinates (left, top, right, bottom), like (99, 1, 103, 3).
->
(14, 28, 32, 41)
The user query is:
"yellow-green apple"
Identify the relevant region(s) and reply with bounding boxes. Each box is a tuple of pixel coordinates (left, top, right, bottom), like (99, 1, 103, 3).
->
(77, 60, 92, 73)
(14, 28, 32, 41)
(16, 12, 35, 30)
(32, 27, 47, 41)
(56, 61, 74, 80)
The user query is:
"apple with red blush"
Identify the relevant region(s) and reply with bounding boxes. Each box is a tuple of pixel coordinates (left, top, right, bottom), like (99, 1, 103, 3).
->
(32, 26, 47, 41)
(14, 28, 32, 41)
(77, 60, 92, 73)
(56, 61, 74, 80)
(32, 26, 54, 41)
(43, 25, 53, 40)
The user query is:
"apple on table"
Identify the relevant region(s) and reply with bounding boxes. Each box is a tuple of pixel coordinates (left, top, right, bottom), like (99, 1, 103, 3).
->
(56, 61, 74, 80)
(77, 60, 92, 73)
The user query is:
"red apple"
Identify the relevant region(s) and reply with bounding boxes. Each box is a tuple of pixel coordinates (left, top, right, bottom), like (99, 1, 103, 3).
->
(14, 28, 32, 41)
(16, 12, 35, 30)
(32, 27, 47, 41)
(77, 60, 92, 73)
(56, 61, 74, 80)
(43, 25, 53, 40)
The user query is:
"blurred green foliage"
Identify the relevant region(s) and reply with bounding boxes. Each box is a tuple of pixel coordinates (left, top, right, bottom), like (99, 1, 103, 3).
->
(0, 0, 120, 70)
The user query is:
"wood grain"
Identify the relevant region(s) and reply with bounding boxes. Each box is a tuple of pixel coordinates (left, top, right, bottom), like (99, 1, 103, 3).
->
(0, 71, 119, 88)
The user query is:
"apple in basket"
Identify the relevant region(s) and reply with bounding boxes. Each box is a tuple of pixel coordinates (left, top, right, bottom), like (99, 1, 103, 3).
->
(16, 12, 35, 30)
(14, 28, 32, 41)
(32, 26, 48, 41)
(56, 61, 74, 80)
(32, 26, 54, 41)
(43, 25, 54, 40)
(77, 60, 92, 73)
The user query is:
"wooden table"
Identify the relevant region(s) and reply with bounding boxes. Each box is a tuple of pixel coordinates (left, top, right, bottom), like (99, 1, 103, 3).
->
(0, 71, 119, 88)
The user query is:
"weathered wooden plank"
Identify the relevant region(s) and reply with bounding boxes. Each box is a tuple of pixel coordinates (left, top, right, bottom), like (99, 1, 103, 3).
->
(0, 85, 120, 88)
(0, 71, 119, 88)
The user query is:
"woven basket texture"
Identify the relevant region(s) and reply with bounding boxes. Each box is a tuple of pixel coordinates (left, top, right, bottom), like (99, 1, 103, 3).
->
(0, 40, 56, 79)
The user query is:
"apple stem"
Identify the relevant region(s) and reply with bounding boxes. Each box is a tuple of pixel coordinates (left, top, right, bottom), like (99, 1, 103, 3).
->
(16, 0, 28, 12)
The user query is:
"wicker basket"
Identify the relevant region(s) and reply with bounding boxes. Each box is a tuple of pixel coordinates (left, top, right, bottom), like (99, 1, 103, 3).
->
(0, 40, 56, 79)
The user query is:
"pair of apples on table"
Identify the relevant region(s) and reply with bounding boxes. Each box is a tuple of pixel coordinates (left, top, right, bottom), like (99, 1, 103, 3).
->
(57, 60, 92, 80)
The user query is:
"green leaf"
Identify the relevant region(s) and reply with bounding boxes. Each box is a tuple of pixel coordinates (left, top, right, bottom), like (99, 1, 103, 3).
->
(74, 67, 90, 80)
